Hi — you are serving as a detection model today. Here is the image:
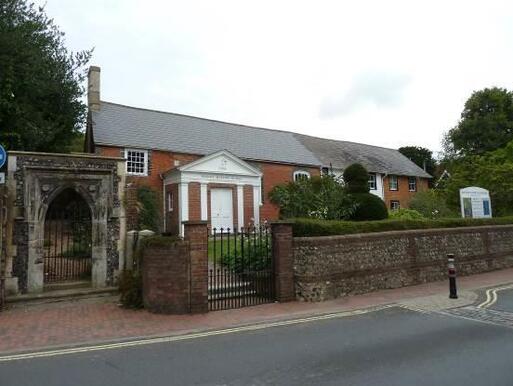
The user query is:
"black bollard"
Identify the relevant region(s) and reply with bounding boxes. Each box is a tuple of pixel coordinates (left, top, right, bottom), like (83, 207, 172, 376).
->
(448, 253, 458, 299)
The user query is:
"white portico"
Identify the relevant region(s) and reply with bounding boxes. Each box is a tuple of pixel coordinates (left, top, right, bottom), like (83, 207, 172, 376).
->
(163, 150, 263, 236)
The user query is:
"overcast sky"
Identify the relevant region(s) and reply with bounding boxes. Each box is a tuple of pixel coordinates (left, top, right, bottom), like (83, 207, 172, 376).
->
(37, 0, 513, 153)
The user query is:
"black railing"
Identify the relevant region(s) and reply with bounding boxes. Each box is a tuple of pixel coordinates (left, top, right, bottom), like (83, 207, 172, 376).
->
(43, 208, 92, 284)
(208, 226, 275, 311)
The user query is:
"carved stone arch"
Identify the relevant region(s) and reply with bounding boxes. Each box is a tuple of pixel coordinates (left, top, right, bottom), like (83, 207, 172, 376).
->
(40, 182, 95, 224)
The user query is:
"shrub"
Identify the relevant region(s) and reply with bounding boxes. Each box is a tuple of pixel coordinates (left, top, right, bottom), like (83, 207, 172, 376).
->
(343, 163, 369, 193)
(349, 193, 388, 221)
(388, 208, 424, 220)
(269, 174, 356, 220)
(118, 270, 143, 309)
(409, 190, 456, 219)
(137, 186, 161, 231)
(292, 216, 513, 237)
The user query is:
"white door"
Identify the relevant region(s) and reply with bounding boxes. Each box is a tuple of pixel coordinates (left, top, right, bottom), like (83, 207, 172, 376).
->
(210, 188, 233, 232)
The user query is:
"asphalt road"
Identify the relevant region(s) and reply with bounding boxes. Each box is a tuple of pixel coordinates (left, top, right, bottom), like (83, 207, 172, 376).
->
(2, 300, 513, 386)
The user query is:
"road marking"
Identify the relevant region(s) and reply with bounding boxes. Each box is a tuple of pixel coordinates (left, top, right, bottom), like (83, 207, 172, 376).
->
(477, 284, 513, 309)
(0, 304, 393, 363)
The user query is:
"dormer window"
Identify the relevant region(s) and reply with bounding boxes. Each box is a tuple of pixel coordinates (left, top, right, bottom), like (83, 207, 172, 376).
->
(125, 149, 148, 176)
(294, 170, 310, 182)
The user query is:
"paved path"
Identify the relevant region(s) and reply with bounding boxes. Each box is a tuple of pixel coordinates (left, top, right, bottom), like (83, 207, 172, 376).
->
(0, 268, 512, 355)
(2, 304, 513, 385)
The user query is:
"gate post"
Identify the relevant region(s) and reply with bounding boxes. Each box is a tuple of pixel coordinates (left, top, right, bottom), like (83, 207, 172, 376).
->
(183, 221, 208, 313)
(271, 221, 295, 302)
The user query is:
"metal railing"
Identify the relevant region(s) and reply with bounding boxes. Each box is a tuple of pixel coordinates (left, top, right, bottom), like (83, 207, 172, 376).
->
(208, 225, 275, 311)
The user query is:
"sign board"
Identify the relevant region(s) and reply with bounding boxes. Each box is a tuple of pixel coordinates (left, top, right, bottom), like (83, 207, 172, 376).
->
(0, 145, 5, 169)
(460, 187, 492, 219)
(0, 173, 4, 184)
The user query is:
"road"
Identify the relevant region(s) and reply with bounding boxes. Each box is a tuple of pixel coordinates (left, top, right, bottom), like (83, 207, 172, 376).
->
(2, 289, 513, 386)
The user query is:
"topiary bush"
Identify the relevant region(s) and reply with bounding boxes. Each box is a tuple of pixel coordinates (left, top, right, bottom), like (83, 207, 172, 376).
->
(343, 163, 369, 193)
(349, 193, 388, 221)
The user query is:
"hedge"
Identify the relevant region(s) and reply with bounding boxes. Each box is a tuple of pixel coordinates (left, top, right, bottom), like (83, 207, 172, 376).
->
(292, 217, 513, 237)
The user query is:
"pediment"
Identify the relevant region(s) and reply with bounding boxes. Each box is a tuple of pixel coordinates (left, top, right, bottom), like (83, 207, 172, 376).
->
(179, 150, 262, 177)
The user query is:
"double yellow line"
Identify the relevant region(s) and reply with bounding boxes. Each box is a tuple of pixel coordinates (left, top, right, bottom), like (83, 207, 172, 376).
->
(0, 304, 393, 363)
(477, 284, 513, 309)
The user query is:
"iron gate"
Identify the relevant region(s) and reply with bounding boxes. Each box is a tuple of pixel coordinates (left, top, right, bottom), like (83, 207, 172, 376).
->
(208, 226, 275, 311)
(43, 202, 92, 283)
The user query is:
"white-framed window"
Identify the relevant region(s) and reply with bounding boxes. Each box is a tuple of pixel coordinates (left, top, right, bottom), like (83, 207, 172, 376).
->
(368, 173, 377, 190)
(390, 200, 400, 210)
(293, 170, 310, 182)
(408, 176, 417, 192)
(125, 149, 148, 176)
(389, 175, 398, 191)
(167, 191, 173, 212)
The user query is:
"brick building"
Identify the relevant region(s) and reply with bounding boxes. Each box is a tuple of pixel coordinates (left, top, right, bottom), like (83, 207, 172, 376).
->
(85, 67, 430, 234)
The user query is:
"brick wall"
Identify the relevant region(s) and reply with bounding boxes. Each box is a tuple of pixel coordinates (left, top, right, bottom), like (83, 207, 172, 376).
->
(383, 175, 429, 209)
(293, 225, 513, 301)
(259, 162, 320, 221)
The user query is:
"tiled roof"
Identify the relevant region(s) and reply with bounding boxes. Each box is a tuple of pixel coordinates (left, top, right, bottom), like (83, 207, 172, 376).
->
(295, 134, 431, 178)
(92, 102, 321, 166)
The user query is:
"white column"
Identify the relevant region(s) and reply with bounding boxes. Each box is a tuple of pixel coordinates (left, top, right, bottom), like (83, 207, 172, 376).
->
(253, 185, 260, 227)
(237, 185, 244, 231)
(200, 183, 208, 221)
(178, 182, 189, 236)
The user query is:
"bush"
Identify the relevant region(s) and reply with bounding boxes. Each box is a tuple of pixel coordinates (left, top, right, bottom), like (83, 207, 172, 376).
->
(349, 193, 388, 221)
(269, 174, 356, 220)
(343, 163, 369, 193)
(137, 186, 161, 231)
(118, 270, 143, 309)
(389, 208, 424, 220)
(409, 190, 456, 219)
(292, 216, 513, 237)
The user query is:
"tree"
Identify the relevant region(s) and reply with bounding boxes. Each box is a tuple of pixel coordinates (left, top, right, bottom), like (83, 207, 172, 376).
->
(398, 146, 436, 176)
(444, 87, 513, 157)
(0, 0, 91, 152)
(444, 140, 513, 216)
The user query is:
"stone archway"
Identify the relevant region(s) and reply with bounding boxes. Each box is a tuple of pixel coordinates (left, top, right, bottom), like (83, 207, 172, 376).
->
(5, 152, 126, 294)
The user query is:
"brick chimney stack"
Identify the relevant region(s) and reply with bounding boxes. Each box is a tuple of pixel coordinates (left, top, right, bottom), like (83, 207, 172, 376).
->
(87, 66, 101, 111)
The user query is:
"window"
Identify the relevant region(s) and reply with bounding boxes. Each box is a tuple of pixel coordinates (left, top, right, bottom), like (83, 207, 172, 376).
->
(408, 177, 417, 192)
(389, 175, 398, 191)
(368, 173, 377, 190)
(390, 200, 400, 210)
(167, 192, 173, 212)
(321, 167, 330, 176)
(125, 149, 148, 176)
(293, 170, 310, 182)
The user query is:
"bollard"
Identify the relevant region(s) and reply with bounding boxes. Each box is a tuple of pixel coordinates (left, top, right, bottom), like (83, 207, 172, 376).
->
(448, 253, 458, 299)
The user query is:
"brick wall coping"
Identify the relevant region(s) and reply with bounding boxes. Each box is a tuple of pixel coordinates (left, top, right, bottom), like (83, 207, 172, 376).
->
(9, 150, 125, 161)
(182, 220, 208, 225)
(294, 224, 513, 245)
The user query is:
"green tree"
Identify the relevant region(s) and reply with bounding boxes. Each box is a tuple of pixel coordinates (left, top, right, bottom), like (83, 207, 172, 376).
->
(0, 0, 92, 152)
(444, 140, 513, 216)
(444, 87, 513, 157)
(398, 146, 436, 176)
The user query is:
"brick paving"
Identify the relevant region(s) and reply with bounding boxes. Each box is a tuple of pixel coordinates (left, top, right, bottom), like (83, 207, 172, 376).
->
(1, 268, 513, 355)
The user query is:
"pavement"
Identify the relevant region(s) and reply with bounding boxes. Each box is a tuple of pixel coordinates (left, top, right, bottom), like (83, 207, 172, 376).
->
(1, 268, 512, 357)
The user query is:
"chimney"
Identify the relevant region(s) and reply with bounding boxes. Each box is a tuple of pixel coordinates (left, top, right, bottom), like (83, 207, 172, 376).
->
(88, 66, 101, 111)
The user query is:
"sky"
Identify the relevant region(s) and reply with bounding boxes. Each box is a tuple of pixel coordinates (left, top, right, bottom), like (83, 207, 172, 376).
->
(37, 0, 513, 154)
